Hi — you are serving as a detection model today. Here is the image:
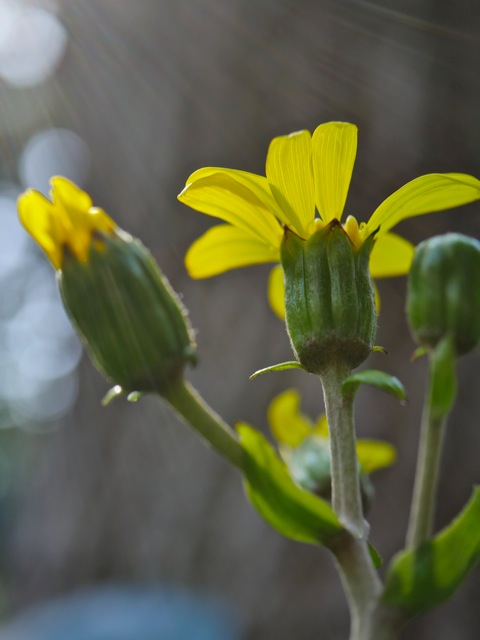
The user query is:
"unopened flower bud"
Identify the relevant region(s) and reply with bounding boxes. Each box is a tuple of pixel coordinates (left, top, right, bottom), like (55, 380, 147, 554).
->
(18, 177, 197, 396)
(280, 220, 377, 375)
(407, 233, 480, 356)
(59, 230, 197, 394)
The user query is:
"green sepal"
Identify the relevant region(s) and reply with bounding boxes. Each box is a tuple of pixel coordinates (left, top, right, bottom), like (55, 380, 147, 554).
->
(373, 346, 388, 354)
(369, 543, 383, 569)
(342, 370, 406, 403)
(102, 385, 124, 406)
(250, 361, 306, 379)
(237, 424, 342, 546)
(383, 487, 480, 617)
(429, 334, 457, 421)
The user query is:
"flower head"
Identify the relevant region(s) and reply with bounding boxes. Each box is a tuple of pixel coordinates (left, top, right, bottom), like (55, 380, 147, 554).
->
(18, 176, 116, 270)
(179, 122, 480, 317)
(18, 177, 197, 395)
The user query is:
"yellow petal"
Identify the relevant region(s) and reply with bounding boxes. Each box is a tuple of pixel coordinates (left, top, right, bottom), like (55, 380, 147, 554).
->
(267, 264, 285, 319)
(365, 173, 480, 237)
(51, 175, 92, 212)
(356, 439, 397, 473)
(265, 129, 315, 237)
(369, 232, 415, 278)
(185, 225, 279, 278)
(268, 389, 314, 447)
(178, 167, 283, 247)
(17, 188, 63, 269)
(312, 122, 357, 223)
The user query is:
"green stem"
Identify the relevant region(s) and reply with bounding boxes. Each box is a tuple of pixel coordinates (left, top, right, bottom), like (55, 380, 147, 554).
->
(321, 363, 382, 639)
(163, 379, 244, 471)
(322, 364, 365, 537)
(406, 369, 448, 548)
(406, 335, 457, 549)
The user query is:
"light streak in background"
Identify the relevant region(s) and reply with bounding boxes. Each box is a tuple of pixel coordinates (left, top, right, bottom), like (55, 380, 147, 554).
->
(0, 1, 86, 429)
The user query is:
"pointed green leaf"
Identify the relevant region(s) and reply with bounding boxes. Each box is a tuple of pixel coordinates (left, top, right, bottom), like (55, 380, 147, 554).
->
(237, 424, 342, 545)
(250, 361, 306, 379)
(342, 370, 406, 402)
(383, 487, 480, 617)
(369, 543, 383, 569)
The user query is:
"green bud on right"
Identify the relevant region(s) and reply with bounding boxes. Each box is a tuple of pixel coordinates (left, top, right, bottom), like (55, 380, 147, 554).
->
(407, 233, 480, 356)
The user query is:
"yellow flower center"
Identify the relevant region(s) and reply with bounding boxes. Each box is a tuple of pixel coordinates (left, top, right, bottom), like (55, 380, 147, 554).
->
(306, 215, 367, 250)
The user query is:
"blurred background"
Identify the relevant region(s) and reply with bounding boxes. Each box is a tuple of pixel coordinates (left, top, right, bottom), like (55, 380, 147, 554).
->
(0, 0, 479, 638)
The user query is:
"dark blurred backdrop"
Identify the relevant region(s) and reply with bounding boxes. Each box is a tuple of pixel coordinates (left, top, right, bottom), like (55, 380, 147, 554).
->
(0, 1, 480, 638)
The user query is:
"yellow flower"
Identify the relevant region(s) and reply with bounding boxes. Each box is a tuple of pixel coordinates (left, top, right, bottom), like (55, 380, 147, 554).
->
(18, 176, 116, 270)
(178, 122, 480, 317)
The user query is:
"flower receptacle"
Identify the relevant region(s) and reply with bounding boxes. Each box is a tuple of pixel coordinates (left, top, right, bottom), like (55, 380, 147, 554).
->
(280, 221, 377, 375)
(59, 229, 197, 395)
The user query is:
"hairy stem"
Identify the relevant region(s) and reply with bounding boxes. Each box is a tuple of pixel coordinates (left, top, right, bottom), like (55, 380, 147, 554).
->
(321, 363, 382, 639)
(163, 379, 244, 471)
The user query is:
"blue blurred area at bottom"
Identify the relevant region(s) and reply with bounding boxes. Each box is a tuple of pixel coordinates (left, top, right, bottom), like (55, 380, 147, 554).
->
(0, 584, 244, 640)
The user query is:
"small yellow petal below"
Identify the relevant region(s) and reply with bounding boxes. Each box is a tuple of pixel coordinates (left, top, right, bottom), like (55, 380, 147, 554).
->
(17, 189, 63, 269)
(313, 414, 329, 437)
(356, 439, 397, 474)
(178, 167, 283, 247)
(185, 224, 279, 279)
(266, 129, 315, 237)
(369, 232, 415, 278)
(268, 389, 314, 447)
(366, 172, 480, 237)
(267, 264, 285, 319)
(312, 122, 357, 223)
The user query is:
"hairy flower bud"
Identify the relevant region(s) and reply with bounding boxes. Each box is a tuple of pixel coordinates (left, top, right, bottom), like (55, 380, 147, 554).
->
(59, 229, 197, 395)
(407, 233, 480, 356)
(280, 220, 377, 375)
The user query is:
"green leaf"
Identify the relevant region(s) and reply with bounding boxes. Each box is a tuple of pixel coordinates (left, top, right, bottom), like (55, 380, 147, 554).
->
(342, 370, 406, 402)
(237, 424, 342, 545)
(250, 361, 306, 379)
(383, 487, 480, 617)
(429, 334, 457, 420)
(369, 543, 383, 568)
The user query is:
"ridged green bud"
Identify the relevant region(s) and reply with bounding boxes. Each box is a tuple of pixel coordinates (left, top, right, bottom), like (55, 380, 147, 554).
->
(280, 220, 377, 375)
(59, 229, 197, 395)
(407, 233, 480, 356)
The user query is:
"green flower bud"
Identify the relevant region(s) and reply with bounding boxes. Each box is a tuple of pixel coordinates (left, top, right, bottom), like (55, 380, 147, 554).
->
(289, 435, 332, 497)
(280, 220, 377, 375)
(289, 435, 374, 512)
(59, 229, 197, 395)
(407, 233, 480, 356)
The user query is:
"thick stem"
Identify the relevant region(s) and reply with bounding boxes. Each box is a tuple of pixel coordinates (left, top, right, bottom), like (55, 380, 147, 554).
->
(406, 378, 447, 548)
(322, 363, 365, 536)
(163, 379, 244, 471)
(321, 363, 382, 639)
